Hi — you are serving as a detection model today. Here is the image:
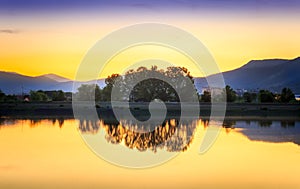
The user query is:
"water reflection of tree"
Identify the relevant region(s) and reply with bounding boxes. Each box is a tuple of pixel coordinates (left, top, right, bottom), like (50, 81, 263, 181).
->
(201, 119, 209, 129)
(30, 119, 42, 127)
(0, 117, 68, 128)
(106, 119, 197, 152)
(281, 120, 295, 128)
(258, 120, 272, 127)
(222, 120, 236, 129)
(79, 117, 197, 153)
(79, 119, 100, 134)
(222, 119, 236, 134)
(0, 118, 5, 126)
(57, 118, 64, 128)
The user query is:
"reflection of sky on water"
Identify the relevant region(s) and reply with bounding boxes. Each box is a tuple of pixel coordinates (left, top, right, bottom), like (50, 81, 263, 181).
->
(1, 117, 300, 147)
(1, 118, 300, 189)
(234, 120, 300, 146)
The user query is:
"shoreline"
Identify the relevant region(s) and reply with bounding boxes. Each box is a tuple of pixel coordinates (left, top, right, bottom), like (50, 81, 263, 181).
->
(0, 102, 299, 119)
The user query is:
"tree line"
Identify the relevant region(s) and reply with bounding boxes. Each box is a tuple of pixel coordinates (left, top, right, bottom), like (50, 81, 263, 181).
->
(74, 66, 196, 102)
(0, 66, 297, 103)
(0, 89, 71, 102)
(74, 66, 297, 104)
(199, 85, 296, 103)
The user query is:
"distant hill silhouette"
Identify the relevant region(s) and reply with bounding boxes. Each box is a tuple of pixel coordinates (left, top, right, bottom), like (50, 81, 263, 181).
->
(1, 57, 300, 94)
(40, 73, 71, 82)
(194, 57, 300, 93)
(0, 72, 105, 94)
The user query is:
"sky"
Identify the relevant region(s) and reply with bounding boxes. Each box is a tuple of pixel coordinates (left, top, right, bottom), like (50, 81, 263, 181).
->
(0, 0, 300, 79)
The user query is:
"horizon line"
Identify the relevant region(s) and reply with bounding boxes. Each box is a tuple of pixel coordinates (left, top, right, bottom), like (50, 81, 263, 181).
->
(1, 56, 299, 81)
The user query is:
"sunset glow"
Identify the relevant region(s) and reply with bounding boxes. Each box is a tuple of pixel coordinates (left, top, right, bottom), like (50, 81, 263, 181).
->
(1, 2, 300, 189)
(1, 1, 300, 79)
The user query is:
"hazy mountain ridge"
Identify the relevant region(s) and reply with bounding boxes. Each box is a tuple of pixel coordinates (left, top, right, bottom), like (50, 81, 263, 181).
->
(0, 57, 299, 94)
(39, 74, 71, 82)
(195, 57, 300, 93)
(0, 71, 105, 94)
(240, 58, 290, 69)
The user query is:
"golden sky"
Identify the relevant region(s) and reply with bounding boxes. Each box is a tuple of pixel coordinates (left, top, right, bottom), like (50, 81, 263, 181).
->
(1, 9, 300, 79)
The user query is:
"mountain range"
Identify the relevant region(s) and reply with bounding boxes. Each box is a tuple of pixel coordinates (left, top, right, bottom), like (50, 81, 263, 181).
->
(194, 57, 300, 94)
(0, 57, 299, 94)
(0, 72, 106, 94)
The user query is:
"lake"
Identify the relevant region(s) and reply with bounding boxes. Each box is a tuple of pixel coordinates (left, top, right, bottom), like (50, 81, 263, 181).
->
(0, 117, 300, 189)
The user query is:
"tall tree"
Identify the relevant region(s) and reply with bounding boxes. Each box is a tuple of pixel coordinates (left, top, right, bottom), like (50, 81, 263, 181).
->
(280, 88, 295, 103)
(30, 90, 49, 102)
(75, 66, 196, 102)
(52, 90, 66, 101)
(101, 66, 196, 102)
(101, 74, 121, 101)
(76, 84, 101, 101)
(0, 89, 5, 102)
(225, 85, 237, 102)
(258, 90, 274, 103)
(243, 92, 257, 103)
(200, 91, 211, 102)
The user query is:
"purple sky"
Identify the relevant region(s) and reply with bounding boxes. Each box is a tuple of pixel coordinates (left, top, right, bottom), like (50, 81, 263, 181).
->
(1, 0, 300, 13)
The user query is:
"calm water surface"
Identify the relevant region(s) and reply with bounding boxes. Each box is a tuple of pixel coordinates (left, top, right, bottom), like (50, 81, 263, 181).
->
(0, 117, 299, 189)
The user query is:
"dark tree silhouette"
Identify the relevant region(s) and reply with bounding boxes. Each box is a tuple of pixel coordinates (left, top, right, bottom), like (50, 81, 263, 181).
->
(102, 66, 195, 102)
(0, 89, 5, 102)
(258, 90, 275, 103)
(30, 90, 49, 102)
(280, 87, 295, 103)
(225, 85, 237, 102)
(200, 91, 211, 102)
(52, 90, 66, 101)
(243, 92, 257, 103)
(75, 84, 101, 101)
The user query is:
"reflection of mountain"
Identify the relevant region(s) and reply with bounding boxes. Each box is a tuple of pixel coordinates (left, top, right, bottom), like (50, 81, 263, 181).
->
(79, 118, 199, 153)
(235, 121, 300, 146)
(195, 57, 300, 93)
(0, 71, 105, 94)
